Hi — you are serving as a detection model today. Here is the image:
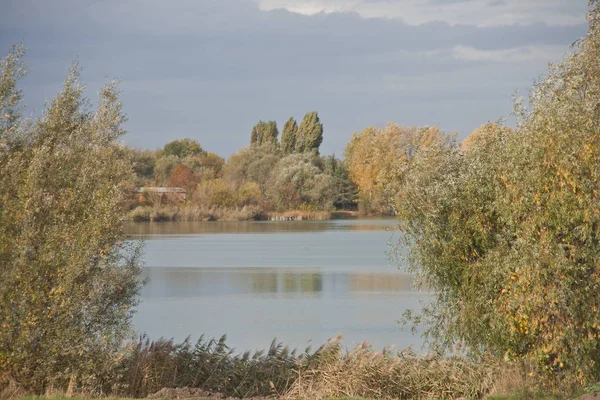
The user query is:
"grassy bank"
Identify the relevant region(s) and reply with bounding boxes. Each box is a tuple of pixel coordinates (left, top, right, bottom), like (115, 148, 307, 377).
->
(126, 205, 356, 222)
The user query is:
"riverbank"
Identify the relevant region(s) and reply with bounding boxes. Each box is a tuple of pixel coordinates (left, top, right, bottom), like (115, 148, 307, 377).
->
(127, 205, 360, 222)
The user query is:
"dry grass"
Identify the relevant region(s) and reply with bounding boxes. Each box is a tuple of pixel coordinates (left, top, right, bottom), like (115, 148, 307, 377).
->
(127, 205, 266, 222)
(111, 335, 300, 399)
(486, 363, 536, 398)
(6, 335, 526, 400)
(285, 336, 501, 400)
(267, 210, 331, 221)
(128, 205, 334, 222)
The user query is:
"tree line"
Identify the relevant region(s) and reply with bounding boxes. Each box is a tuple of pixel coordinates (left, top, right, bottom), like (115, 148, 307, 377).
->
(127, 111, 453, 220)
(127, 110, 357, 220)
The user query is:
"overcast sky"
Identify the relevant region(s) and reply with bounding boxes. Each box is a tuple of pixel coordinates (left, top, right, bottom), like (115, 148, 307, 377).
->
(0, 0, 589, 157)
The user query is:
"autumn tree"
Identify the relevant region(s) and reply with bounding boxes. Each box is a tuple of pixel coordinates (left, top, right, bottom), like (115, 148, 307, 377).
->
(225, 142, 281, 195)
(168, 164, 196, 192)
(235, 182, 262, 207)
(154, 154, 180, 185)
(296, 111, 323, 153)
(281, 117, 298, 154)
(129, 148, 156, 185)
(193, 178, 234, 208)
(397, 1, 600, 386)
(269, 153, 334, 210)
(344, 124, 447, 214)
(0, 48, 143, 392)
(162, 138, 204, 158)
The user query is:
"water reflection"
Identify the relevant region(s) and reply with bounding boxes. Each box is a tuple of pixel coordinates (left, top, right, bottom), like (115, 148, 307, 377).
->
(142, 267, 413, 298)
(125, 218, 398, 237)
(131, 218, 425, 352)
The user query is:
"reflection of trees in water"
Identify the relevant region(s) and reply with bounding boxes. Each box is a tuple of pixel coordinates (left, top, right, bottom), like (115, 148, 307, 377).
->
(350, 274, 413, 292)
(142, 268, 413, 298)
(125, 219, 397, 236)
(251, 272, 278, 293)
(250, 271, 323, 294)
(282, 272, 322, 293)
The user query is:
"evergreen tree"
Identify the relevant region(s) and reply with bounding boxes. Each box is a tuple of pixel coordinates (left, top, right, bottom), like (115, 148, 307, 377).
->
(324, 155, 358, 210)
(296, 111, 323, 154)
(281, 117, 297, 154)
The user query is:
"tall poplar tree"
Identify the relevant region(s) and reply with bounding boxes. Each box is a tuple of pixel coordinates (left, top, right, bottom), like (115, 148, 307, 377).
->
(280, 117, 297, 154)
(250, 120, 279, 147)
(296, 111, 323, 154)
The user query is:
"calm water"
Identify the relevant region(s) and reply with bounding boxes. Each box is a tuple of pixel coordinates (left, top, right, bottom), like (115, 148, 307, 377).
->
(125, 219, 428, 353)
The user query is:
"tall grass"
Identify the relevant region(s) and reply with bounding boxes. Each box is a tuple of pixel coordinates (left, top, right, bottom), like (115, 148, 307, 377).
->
(105, 335, 503, 399)
(5, 335, 518, 399)
(112, 334, 302, 398)
(127, 205, 267, 222)
(285, 336, 501, 400)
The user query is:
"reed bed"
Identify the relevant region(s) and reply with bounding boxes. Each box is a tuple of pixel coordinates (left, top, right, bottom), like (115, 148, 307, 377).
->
(285, 336, 501, 400)
(127, 205, 266, 222)
(103, 335, 503, 400)
(128, 206, 333, 222)
(111, 335, 302, 399)
(4, 335, 512, 399)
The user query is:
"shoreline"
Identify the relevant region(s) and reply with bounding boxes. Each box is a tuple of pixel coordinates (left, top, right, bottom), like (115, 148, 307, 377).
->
(127, 205, 364, 222)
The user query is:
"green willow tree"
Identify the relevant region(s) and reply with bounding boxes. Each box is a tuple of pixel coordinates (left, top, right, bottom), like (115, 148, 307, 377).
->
(281, 117, 298, 154)
(0, 47, 143, 393)
(397, 0, 600, 387)
(296, 111, 323, 154)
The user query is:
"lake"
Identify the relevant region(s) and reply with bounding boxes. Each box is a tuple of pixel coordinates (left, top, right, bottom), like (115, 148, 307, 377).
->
(125, 218, 428, 354)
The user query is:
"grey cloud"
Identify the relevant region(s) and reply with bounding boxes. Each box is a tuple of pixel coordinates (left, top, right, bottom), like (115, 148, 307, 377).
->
(0, 0, 588, 157)
(428, 0, 472, 5)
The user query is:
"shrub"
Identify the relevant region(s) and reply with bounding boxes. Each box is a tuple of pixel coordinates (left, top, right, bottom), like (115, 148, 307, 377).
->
(193, 179, 235, 208)
(235, 182, 262, 207)
(396, 2, 600, 388)
(269, 153, 334, 211)
(129, 206, 152, 222)
(0, 48, 143, 393)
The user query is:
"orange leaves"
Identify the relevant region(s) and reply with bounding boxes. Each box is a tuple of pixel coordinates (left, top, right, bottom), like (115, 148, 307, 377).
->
(167, 164, 196, 193)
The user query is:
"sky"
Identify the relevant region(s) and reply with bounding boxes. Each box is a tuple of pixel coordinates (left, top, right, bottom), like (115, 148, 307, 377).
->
(0, 0, 589, 158)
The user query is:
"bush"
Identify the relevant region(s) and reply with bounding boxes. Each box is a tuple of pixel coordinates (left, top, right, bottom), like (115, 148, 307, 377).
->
(129, 206, 152, 222)
(396, 2, 600, 388)
(0, 48, 143, 393)
(235, 182, 262, 207)
(269, 153, 334, 211)
(193, 179, 235, 208)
